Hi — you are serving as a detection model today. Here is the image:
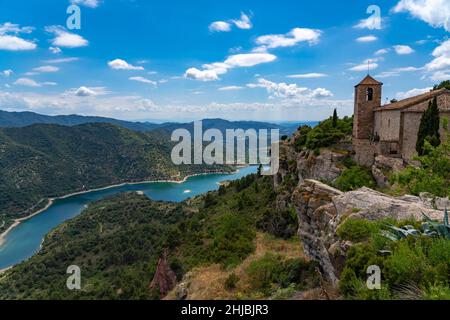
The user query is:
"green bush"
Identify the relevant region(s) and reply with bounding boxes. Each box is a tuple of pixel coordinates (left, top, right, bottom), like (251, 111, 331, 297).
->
(337, 218, 375, 242)
(338, 217, 450, 300)
(293, 115, 353, 151)
(335, 166, 376, 191)
(246, 254, 318, 295)
(393, 140, 450, 197)
(210, 213, 255, 267)
(224, 273, 239, 290)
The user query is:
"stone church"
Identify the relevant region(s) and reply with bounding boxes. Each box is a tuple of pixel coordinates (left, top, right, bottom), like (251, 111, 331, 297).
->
(352, 75, 450, 166)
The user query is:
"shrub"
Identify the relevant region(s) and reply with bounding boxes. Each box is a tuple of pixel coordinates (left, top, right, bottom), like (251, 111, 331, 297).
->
(246, 254, 318, 295)
(224, 273, 239, 290)
(334, 166, 376, 191)
(393, 140, 449, 197)
(337, 218, 375, 242)
(210, 213, 255, 267)
(246, 253, 283, 292)
(294, 115, 353, 151)
(339, 217, 450, 300)
(257, 207, 298, 239)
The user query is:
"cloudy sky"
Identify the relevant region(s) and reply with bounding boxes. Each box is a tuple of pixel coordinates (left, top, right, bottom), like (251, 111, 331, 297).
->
(0, 0, 449, 122)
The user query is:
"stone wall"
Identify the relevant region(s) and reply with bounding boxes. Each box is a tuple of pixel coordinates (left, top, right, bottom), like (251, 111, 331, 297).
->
(374, 109, 401, 141)
(400, 110, 450, 160)
(352, 139, 377, 167)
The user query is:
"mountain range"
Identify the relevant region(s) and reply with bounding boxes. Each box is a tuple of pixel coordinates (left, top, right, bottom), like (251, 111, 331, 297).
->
(0, 110, 304, 136)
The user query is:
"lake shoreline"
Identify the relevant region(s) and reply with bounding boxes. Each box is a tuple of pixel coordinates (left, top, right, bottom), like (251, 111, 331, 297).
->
(0, 169, 238, 248)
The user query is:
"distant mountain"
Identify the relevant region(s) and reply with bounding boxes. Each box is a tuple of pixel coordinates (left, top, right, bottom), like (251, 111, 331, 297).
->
(0, 111, 301, 136)
(0, 110, 159, 132)
(0, 122, 228, 233)
(157, 118, 299, 136)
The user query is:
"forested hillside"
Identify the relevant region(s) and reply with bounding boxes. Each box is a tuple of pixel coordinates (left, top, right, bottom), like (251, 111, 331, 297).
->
(0, 123, 226, 233)
(0, 173, 319, 300)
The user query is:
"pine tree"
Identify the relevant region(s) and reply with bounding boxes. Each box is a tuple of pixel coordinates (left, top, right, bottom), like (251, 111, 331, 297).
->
(416, 97, 441, 155)
(332, 109, 338, 128)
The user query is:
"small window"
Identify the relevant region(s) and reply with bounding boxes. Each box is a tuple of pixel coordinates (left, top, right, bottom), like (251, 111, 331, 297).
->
(367, 88, 374, 101)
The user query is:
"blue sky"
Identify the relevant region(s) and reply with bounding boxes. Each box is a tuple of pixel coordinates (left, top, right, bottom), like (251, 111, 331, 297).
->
(0, 0, 449, 122)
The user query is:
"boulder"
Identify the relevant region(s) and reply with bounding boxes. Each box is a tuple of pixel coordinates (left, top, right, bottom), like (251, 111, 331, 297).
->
(292, 180, 444, 286)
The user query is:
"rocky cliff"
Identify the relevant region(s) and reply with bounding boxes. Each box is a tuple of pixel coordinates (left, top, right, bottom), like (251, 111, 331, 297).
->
(274, 136, 446, 287)
(291, 179, 444, 285)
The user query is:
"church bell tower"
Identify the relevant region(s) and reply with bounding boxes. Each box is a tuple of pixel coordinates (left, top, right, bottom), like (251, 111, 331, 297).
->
(353, 75, 383, 140)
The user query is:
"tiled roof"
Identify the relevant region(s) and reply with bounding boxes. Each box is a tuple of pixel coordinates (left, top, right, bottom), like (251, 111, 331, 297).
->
(355, 75, 383, 86)
(374, 88, 450, 112)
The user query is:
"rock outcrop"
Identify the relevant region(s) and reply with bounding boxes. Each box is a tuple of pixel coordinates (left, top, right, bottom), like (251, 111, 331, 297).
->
(275, 143, 349, 189)
(149, 252, 177, 299)
(371, 155, 406, 188)
(291, 179, 444, 285)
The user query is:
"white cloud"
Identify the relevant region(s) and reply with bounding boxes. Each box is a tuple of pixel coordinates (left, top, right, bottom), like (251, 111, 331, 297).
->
(392, 0, 450, 32)
(14, 78, 42, 87)
(430, 70, 450, 81)
(129, 76, 157, 86)
(356, 35, 378, 42)
(393, 45, 415, 55)
(287, 73, 328, 79)
(185, 53, 276, 81)
(72, 86, 106, 97)
(108, 59, 144, 70)
(2, 69, 13, 77)
(248, 78, 333, 100)
(375, 48, 390, 55)
(46, 26, 88, 48)
(255, 28, 321, 51)
(424, 40, 450, 71)
(0, 22, 34, 35)
(396, 87, 432, 99)
(185, 68, 220, 81)
(0, 22, 36, 51)
(232, 13, 252, 30)
(354, 15, 382, 30)
(349, 60, 379, 71)
(376, 71, 401, 78)
(44, 57, 79, 64)
(71, 0, 100, 8)
(209, 21, 232, 32)
(0, 35, 37, 51)
(33, 65, 59, 73)
(0, 89, 353, 122)
(375, 66, 421, 78)
(49, 46, 62, 54)
(224, 53, 277, 67)
(394, 66, 421, 72)
(218, 86, 244, 91)
(209, 12, 252, 33)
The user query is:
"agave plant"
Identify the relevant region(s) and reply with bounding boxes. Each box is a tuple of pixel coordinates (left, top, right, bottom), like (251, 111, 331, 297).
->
(381, 208, 450, 241)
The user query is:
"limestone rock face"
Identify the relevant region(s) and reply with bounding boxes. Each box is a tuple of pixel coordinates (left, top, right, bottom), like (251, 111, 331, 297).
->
(292, 180, 444, 286)
(275, 143, 347, 188)
(296, 150, 346, 184)
(149, 253, 177, 299)
(371, 155, 406, 188)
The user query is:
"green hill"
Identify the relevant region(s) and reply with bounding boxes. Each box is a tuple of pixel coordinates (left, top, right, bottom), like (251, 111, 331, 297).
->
(0, 173, 316, 300)
(0, 123, 227, 233)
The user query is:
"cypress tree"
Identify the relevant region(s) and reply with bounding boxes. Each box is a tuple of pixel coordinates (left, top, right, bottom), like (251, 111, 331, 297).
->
(416, 97, 441, 155)
(332, 109, 338, 127)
